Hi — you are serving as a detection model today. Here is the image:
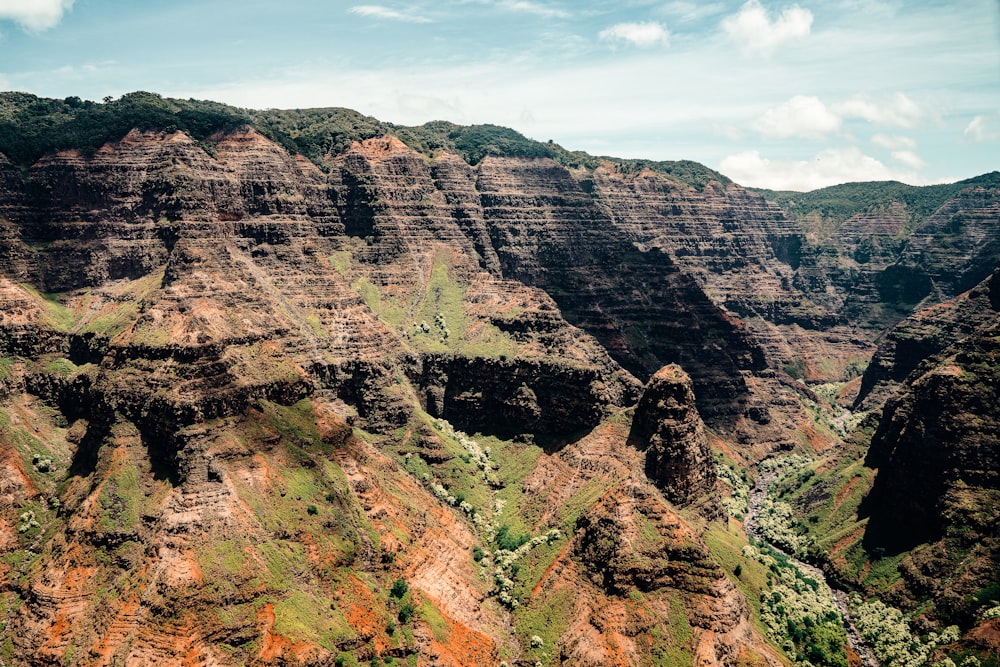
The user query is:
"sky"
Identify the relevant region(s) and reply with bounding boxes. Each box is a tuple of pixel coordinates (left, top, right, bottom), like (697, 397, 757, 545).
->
(0, 0, 998, 191)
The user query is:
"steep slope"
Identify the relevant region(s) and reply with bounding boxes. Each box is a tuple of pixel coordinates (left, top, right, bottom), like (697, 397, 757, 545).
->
(0, 123, 784, 666)
(1, 92, 997, 667)
(770, 271, 1000, 651)
(857, 267, 1000, 408)
(760, 175, 1000, 338)
(864, 320, 1000, 545)
(859, 312, 1000, 628)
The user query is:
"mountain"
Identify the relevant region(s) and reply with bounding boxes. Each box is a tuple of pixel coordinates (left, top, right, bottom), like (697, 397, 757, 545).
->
(0, 91, 998, 667)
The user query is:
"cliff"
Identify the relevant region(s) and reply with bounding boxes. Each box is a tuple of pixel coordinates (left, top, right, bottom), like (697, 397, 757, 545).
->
(857, 267, 1000, 408)
(859, 310, 1000, 626)
(627, 365, 719, 516)
(0, 93, 997, 666)
(0, 122, 782, 666)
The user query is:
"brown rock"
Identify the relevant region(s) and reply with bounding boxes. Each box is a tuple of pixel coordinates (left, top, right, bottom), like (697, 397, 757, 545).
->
(629, 364, 720, 514)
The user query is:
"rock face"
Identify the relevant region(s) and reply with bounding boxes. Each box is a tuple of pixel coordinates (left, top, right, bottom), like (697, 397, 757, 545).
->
(0, 103, 996, 665)
(898, 186, 1000, 297)
(856, 267, 1000, 408)
(473, 156, 772, 432)
(857, 271, 1000, 625)
(0, 124, 788, 667)
(863, 306, 1000, 553)
(628, 365, 719, 513)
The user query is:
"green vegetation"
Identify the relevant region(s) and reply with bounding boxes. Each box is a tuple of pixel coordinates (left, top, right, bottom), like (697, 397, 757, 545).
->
(16, 283, 76, 331)
(97, 450, 143, 536)
(717, 456, 750, 520)
(743, 543, 848, 667)
(389, 578, 408, 599)
(0, 91, 731, 190)
(396, 602, 415, 624)
(273, 590, 355, 650)
(754, 172, 1000, 234)
(851, 596, 960, 667)
(0, 91, 251, 166)
(495, 524, 529, 552)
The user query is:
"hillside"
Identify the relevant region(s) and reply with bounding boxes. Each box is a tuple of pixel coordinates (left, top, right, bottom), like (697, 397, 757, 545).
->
(0, 93, 998, 667)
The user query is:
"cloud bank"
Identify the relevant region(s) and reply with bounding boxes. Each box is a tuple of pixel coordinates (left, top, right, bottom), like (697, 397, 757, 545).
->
(719, 147, 936, 191)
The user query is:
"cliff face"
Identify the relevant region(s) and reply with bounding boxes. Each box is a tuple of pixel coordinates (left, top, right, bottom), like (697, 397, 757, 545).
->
(862, 269, 1000, 553)
(863, 323, 1000, 546)
(851, 268, 1000, 625)
(474, 157, 770, 427)
(784, 186, 1000, 338)
(627, 365, 719, 515)
(0, 128, 785, 666)
(857, 268, 1000, 408)
(1, 112, 995, 665)
(898, 187, 1000, 297)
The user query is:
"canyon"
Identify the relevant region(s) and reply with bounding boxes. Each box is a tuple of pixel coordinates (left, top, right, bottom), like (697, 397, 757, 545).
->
(0, 92, 997, 667)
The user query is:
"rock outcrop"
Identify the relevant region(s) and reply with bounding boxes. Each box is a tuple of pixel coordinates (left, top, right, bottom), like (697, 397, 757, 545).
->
(628, 365, 719, 514)
(857, 319, 1000, 633)
(863, 313, 1000, 553)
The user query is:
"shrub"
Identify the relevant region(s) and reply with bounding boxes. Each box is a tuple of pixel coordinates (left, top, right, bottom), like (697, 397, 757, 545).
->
(306, 505, 318, 515)
(496, 525, 529, 552)
(398, 603, 415, 624)
(389, 578, 408, 599)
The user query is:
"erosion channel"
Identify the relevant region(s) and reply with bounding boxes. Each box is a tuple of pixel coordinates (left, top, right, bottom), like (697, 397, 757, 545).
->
(745, 470, 882, 667)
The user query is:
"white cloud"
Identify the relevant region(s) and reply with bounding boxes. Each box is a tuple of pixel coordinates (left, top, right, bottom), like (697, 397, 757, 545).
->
(348, 5, 431, 23)
(964, 115, 999, 144)
(0, 0, 74, 31)
(890, 150, 925, 169)
(494, 1, 570, 18)
(721, 0, 813, 56)
(658, 2, 726, 23)
(834, 92, 921, 127)
(871, 133, 915, 151)
(751, 95, 840, 138)
(718, 146, 933, 191)
(599, 21, 670, 48)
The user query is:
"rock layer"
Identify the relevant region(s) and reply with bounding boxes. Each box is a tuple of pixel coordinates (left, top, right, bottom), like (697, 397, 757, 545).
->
(628, 365, 719, 513)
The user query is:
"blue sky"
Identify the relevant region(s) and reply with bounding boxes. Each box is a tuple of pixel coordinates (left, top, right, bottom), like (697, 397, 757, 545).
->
(1, 0, 998, 190)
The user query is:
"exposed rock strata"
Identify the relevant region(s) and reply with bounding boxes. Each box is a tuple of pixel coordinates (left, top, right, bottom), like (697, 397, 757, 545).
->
(0, 127, 783, 666)
(863, 314, 1000, 552)
(474, 156, 774, 434)
(628, 364, 720, 514)
(857, 267, 1000, 408)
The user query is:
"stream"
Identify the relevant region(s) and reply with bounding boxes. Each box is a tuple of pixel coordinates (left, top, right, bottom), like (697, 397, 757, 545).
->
(744, 471, 882, 667)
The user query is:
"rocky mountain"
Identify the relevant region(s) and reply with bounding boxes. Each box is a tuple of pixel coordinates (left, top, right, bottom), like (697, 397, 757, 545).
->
(857, 268, 1000, 622)
(0, 92, 998, 667)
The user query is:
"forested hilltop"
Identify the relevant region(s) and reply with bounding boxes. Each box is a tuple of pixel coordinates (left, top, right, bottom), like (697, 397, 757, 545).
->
(0, 90, 726, 188)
